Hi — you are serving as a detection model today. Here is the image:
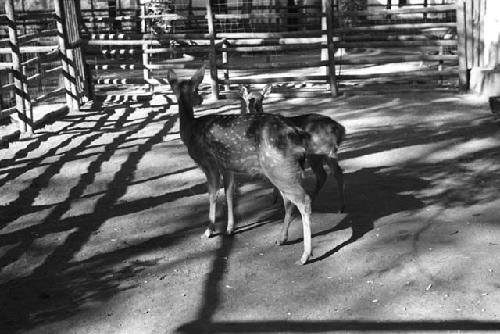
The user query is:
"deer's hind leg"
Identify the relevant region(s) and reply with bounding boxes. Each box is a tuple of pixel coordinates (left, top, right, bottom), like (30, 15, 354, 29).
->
(263, 161, 313, 265)
(277, 195, 294, 245)
(327, 158, 345, 213)
(309, 154, 327, 201)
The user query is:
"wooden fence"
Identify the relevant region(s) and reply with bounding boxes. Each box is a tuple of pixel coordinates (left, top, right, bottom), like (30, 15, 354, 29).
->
(81, 1, 466, 100)
(0, 0, 88, 135)
(0, 0, 481, 133)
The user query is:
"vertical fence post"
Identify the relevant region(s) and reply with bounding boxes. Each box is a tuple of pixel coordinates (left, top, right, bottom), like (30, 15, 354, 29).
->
(478, 0, 485, 67)
(322, 0, 338, 97)
(109, 0, 119, 31)
(63, 0, 86, 109)
(222, 38, 230, 91)
(471, 0, 480, 68)
(465, 0, 474, 72)
(386, 0, 392, 21)
(140, 0, 151, 93)
(22, 64, 33, 134)
(0, 71, 4, 110)
(55, 0, 76, 112)
(36, 58, 43, 93)
(423, 0, 428, 22)
(456, 0, 468, 90)
(206, 0, 219, 100)
(8, 66, 15, 106)
(5, 0, 29, 133)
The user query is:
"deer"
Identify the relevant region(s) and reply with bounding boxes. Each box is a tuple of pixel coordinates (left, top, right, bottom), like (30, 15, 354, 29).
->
(167, 66, 316, 265)
(239, 85, 346, 213)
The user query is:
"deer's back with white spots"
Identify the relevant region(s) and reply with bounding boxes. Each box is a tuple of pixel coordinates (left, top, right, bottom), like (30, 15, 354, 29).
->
(191, 113, 307, 176)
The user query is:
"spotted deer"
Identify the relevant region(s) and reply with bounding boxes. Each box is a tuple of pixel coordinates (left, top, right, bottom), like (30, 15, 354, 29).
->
(239, 85, 346, 213)
(167, 66, 316, 264)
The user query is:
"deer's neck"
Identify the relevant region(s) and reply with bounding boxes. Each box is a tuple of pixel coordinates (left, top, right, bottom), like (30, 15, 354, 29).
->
(240, 100, 249, 114)
(177, 93, 195, 141)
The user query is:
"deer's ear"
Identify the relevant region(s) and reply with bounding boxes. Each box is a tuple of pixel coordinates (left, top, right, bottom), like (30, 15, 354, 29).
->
(239, 85, 249, 99)
(262, 84, 272, 97)
(166, 69, 178, 87)
(191, 65, 205, 87)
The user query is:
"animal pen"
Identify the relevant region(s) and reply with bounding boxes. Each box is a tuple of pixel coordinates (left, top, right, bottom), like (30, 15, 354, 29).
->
(0, 0, 484, 136)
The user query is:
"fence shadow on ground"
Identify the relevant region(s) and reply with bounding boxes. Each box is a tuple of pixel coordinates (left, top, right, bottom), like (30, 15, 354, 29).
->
(0, 100, 208, 331)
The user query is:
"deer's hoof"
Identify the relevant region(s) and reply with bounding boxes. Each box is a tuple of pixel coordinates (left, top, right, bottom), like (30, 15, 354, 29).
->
(276, 238, 287, 246)
(299, 252, 312, 265)
(225, 229, 234, 236)
(204, 228, 214, 238)
(339, 205, 346, 213)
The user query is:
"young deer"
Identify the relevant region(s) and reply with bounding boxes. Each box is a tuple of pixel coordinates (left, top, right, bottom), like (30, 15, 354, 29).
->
(240, 85, 346, 213)
(167, 66, 315, 264)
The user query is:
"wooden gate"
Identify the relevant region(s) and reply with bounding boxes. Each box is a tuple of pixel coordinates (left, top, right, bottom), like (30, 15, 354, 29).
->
(332, 0, 461, 94)
(208, 0, 470, 97)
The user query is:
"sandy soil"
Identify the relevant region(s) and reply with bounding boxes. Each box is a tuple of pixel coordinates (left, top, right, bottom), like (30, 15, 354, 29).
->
(1, 84, 500, 334)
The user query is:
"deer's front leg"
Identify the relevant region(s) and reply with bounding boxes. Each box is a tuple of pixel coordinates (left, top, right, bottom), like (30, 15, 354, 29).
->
(224, 171, 235, 235)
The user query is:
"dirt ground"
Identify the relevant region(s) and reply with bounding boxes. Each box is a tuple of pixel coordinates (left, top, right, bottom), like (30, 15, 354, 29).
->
(1, 83, 500, 334)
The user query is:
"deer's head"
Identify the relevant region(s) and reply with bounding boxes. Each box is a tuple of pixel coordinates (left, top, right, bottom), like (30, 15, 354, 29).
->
(167, 65, 205, 107)
(239, 84, 272, 114)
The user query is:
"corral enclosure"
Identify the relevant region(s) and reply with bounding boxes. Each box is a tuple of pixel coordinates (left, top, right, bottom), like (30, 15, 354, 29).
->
(1, 0, 478, 137)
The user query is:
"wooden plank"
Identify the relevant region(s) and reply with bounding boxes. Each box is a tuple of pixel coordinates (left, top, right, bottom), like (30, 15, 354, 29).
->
(140, 1, 151, 93)
(218, 38, 324, 45)
(0, 83, 15, 91)
(92, 62, 203, 70)
(471, 0, 480, 67)
(206, 0, 219, 100)
(322, 0, 337, 97)
(219, 60, 327, 71)
(5, 0, 29, 134)
(344, 86, 459, 95)
(0, 45, 58, 54)
(336, 39, 457, 48)
(465, 0, 473, 69)
(21, 64, 33, 134)
(16, 30, 58, 46)
(341, 4, 456, 17)
(336, 22, 456, 33)
(55, 0, 76, 113)
(82, 13, 191, 22)
(32, 87, 65, 104)
(217, 44, 322, 53)
(85, 33, 211, 40)
(456, 0, 468, 90)
(338, 54, 458, 65)
(478, 0, 485, 67)
(93, 78, 172, 85)
(338, 68, 458, 81)
(216, 31, 323, 39)
(21, 50, 59, 67)
(222, 39, 229, 91)
(85, 39, 208, 47)
(64, 0, 88, 103)
(218, 75, 327, 84)
(213, 12, 324, 20)
(0, 106, 17, 121)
